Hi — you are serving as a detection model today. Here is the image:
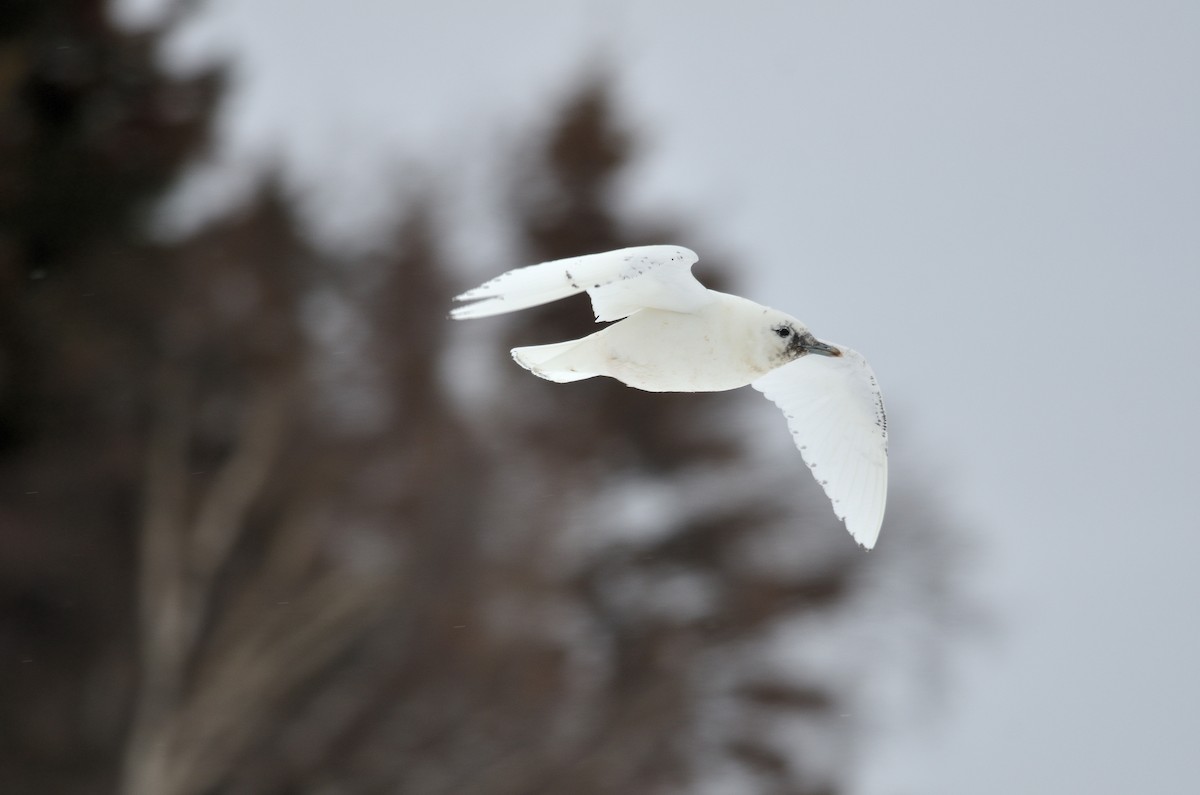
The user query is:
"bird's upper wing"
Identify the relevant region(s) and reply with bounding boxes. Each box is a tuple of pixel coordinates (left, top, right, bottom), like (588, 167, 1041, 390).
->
(451, 245, 713, 322)
(751, 348, 888, 548)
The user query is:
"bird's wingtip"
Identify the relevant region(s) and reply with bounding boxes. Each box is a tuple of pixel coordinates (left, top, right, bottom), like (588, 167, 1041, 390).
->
(848, 522, 881, 550)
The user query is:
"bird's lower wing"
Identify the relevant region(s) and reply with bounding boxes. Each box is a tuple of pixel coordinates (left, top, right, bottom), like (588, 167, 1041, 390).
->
(752, 348, 888, 548)
(451, 245, 712, 321)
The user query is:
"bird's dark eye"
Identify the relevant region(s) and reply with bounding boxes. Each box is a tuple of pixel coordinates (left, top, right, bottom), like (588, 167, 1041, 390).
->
(775, 327, 792, 338)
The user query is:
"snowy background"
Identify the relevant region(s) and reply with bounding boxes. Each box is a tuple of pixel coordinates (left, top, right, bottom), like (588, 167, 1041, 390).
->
(117, 0, 1200, 791)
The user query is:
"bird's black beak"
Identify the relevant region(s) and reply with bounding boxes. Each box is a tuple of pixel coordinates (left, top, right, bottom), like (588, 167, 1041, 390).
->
(796, 334, 842, 357)
(808, 339, 842, 357)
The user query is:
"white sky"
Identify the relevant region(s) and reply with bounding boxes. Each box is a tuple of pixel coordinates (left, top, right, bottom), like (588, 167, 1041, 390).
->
(118, 0, 1200, 791)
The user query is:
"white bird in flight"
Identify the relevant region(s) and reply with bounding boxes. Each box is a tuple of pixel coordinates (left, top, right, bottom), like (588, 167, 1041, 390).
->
(452, 245, 888, 548)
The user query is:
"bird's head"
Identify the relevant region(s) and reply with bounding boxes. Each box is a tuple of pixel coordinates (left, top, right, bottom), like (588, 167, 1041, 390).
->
(764, 313, 843, 365)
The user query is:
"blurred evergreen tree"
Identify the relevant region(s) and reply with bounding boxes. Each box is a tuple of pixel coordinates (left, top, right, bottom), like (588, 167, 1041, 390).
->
(0, 3, 221, 793)
(440, 75, 872, 794)
(0, 0, 221, 445)
(0, 6, 962, 795)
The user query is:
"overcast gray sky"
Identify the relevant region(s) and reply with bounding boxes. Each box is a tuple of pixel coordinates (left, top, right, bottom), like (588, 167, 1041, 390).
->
(120, 0, 1200, 791)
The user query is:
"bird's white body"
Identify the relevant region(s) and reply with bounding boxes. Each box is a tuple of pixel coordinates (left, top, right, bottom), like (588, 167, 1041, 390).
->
(452, 245, 888, 548)
(513, 293, 789, 392)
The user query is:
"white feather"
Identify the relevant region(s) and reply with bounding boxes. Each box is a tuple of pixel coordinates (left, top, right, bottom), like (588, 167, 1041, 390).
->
(752, 348, 888, 548)
(451, 245, 711, 321)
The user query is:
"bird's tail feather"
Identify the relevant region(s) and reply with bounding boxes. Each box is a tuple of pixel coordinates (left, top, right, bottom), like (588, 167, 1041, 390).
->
(511, 339, 596, 383)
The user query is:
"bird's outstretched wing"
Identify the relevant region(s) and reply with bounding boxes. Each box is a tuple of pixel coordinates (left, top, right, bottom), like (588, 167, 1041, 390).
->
(752, 348, 888, 548)
(451, 245, 712, 322)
